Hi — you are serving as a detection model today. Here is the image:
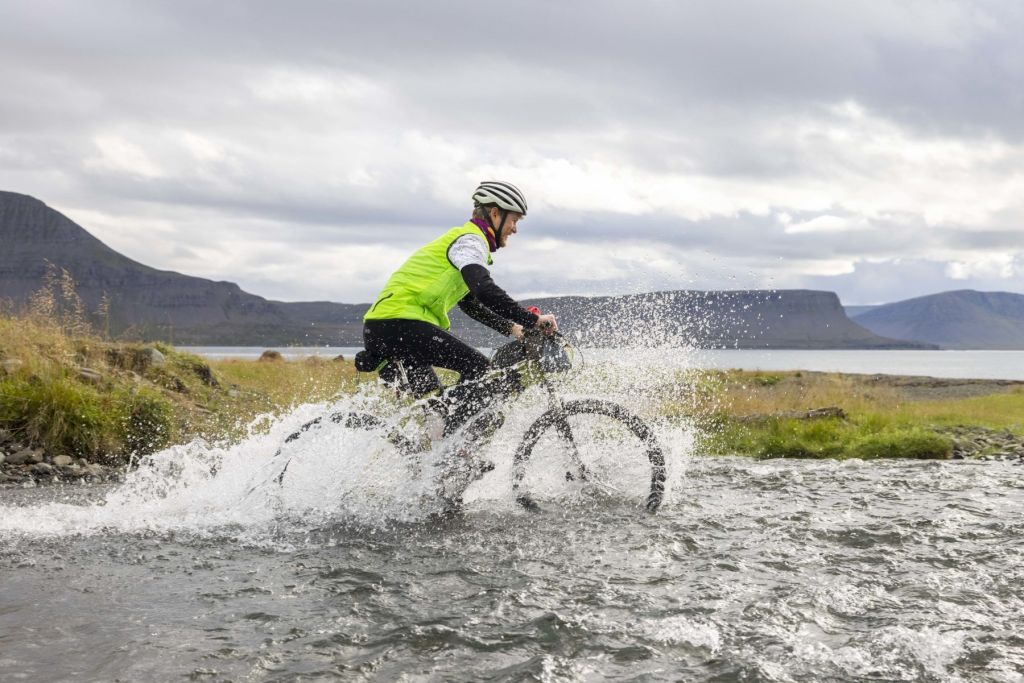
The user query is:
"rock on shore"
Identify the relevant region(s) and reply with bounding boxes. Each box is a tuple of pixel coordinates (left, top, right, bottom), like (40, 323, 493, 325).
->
(0, 429, 117, 485)
(941, 426, 1024, 461)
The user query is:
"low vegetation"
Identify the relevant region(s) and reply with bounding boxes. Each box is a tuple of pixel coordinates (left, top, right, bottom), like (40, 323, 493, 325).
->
(3, 268, 1022, 467)
(0, 282, 359, 464)
(664, 369, 1024, 460)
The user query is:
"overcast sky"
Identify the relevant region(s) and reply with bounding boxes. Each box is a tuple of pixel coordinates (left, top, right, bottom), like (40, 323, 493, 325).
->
(2, 0, 1023, 305)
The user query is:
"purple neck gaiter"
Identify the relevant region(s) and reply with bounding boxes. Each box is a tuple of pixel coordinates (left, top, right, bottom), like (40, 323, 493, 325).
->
(470, 217, 498, 252)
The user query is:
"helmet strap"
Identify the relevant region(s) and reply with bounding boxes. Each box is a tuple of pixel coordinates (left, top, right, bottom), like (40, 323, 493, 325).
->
(494, 209, 509, 249)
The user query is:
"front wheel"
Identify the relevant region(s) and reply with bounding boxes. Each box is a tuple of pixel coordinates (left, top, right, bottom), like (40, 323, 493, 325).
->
(512, 399, 666, 513)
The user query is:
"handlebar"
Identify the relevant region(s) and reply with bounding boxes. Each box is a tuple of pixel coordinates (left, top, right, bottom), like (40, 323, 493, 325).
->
(527, 305, 556, 333)
(487, 307, 573, 373)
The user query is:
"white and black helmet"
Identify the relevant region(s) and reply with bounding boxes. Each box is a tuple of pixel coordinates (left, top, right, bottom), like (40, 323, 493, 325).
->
(472, 181, 528, 216)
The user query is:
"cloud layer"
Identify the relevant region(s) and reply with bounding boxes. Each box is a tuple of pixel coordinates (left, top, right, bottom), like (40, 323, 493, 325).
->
(2, 0, 1023, 304)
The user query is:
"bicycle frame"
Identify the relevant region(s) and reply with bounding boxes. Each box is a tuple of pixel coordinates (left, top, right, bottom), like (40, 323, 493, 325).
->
(251, 330, 665, 513)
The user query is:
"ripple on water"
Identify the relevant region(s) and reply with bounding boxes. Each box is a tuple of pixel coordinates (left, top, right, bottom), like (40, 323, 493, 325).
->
(2, 388, 1023, 679)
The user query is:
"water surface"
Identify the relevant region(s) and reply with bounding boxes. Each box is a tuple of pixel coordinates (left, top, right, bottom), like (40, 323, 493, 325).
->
(183, 346, 1024, 380)
(2, 354, 1022, 680)
(3, 456, 1021, 681)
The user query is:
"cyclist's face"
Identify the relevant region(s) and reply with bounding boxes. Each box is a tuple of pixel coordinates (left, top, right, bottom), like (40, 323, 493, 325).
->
(492, 209, 523, 247)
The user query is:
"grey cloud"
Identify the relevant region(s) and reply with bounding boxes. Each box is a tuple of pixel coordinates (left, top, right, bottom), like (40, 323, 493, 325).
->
(525, 210, 934, 262)
(5, 1, 1024, 139)
(2, 0, 1023, 305)
(940, 228, 1024, 250)
(75, 168, 462, 245)
(169, 244, 200, 260)
(804, 258, 1024, 306)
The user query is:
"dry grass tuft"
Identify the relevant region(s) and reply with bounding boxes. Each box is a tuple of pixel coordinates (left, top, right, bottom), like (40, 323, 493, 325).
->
(1, 271, 363, 461)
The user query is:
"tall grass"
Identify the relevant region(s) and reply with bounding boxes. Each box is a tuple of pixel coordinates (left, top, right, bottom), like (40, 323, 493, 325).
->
(900, 389, 1024, 431)
(668, 370, 1019, 460)
(672, 369, 903, 419)
(0, 273, 360, 463)
(212, 356, 359, 413)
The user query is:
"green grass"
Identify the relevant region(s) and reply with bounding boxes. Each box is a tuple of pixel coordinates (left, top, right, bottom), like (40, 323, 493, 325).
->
(674, 370, 1019, 460)
(847, 429, 953, 460)
(5, 306, 1021, 465)
(702, 417, 953, 460)
(900, 389, 1024, 431)
(1, 376, 113, 458)
(0, 312, 361, 463)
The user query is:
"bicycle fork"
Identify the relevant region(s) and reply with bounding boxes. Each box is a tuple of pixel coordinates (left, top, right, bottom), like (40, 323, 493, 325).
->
(540, 376, 589, 483)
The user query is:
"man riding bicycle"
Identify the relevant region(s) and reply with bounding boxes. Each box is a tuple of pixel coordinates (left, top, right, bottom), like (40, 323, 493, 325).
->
(360, 181, 558, 444)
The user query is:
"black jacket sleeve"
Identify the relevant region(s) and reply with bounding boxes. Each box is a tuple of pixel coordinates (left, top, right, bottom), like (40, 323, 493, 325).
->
(458, 294, 513, 335)
(460, 264, 540, 328)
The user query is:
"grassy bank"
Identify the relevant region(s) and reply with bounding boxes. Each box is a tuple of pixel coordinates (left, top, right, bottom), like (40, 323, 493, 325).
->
(5, 302, 1024, 468)
(0, 314, 358, 465)
(664, 370, 1024, 459)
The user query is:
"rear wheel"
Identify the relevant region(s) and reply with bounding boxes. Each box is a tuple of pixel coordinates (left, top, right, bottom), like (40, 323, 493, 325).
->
(270, 411, 427, 486)
(512, 399, 666, 513)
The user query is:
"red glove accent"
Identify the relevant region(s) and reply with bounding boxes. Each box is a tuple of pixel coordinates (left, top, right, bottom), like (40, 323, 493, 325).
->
(526, 306, 542, 316)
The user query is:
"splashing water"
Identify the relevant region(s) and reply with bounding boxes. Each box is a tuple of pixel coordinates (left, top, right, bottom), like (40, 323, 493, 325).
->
(3, 345, 1022, 681)
(0, 349, 695, 540)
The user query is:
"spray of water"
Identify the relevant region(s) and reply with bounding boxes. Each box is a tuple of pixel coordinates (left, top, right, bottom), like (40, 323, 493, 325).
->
(0, 338, 701, 540)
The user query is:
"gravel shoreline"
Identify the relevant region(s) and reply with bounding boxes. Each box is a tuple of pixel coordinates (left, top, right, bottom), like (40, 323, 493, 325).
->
(0, 428, 122, 486)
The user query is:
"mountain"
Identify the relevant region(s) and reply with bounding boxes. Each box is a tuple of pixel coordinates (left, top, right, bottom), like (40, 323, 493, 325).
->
(851, 290, 1024, 349)
(0, 190, 364, 344)
(449, 290, 930, 349)
(843, 304, 879, 318)
(0, 190, 929, 348)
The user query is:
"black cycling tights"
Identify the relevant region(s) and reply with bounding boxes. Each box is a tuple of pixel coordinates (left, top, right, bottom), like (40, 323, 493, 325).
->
(363, 319, 521, 435)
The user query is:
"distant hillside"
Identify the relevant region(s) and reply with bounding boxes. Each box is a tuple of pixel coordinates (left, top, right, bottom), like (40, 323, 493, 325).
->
(1, 190, 929, 348)
(843, 305, 879, 318)
(451, 290, 931, 349)
(0, 190, 364, 345)
(851, 290, 1024, 349)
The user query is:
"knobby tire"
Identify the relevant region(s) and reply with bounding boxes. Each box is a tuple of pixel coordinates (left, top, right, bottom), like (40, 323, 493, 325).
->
(512, 399, 666, 513)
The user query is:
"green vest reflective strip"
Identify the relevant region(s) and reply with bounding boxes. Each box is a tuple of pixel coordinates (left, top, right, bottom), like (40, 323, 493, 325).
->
(364, 222, 494, 329)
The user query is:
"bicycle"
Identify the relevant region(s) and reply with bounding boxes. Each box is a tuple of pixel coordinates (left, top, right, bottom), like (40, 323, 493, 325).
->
(255, 329, 667, 514)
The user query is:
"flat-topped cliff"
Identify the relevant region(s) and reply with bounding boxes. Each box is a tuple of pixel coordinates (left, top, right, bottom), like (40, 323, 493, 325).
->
(1, 190, 928, 348)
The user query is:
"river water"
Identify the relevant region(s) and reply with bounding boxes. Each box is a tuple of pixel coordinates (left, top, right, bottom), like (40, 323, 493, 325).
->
(2, 355, 1023, 681)
(184, 347, 1024, 381)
